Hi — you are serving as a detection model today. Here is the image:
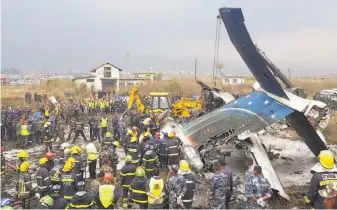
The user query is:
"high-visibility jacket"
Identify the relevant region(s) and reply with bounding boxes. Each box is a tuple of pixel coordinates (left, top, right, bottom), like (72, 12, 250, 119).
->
(105, 101, 109, 108)
(100, 118, 108, 128)
(88, 152, 97, 161)
(100, 102, 105, 109)
(20, 125, 30, 136)
(148, 177, 164, 204)
(99, 185, 115, 208)
(45, 107, 49, 117)
(88, 102, 94, 109)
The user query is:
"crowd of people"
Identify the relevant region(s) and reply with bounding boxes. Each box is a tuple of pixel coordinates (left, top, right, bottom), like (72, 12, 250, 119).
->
(1, 94, 337, 209)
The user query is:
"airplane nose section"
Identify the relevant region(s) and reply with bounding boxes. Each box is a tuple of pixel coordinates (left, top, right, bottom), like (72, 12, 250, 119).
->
(182, 144, 204, 173)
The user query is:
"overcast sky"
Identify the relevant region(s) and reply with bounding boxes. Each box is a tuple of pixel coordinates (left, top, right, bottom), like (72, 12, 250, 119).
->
(2, 0, 337, 76)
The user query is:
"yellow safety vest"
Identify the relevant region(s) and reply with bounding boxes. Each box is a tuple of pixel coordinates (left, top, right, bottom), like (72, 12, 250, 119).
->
(20, 125, 30, 136)
(88, 152, 97, 161)
(100, 118, 107, 128)
(105, 101, 109, 108)
(100, 102, 105, 109)
(45, 108, 49, 117)
(147, 178, 164, 204)
(99, 184, 115, 208)
(89, 102, 93, 108)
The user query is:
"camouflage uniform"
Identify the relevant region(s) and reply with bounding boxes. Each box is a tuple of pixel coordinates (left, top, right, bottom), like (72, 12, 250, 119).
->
(166, 174, 187, 209)
(207, 172, 229, 209)
(245, 175, 272, 209)
(54, 119, 65, 146)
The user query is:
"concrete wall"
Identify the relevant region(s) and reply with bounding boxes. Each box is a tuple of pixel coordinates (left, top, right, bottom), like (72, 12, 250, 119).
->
(119, 80, 145, 89)
(222, 77, 245, 85)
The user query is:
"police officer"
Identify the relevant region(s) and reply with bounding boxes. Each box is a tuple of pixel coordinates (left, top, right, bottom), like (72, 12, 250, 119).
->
(166, 164, 187, 209)
(178, 160, 196, 208)
(245, 157, 254, 183)
(17, 161, 34, 209)
(100, 114, 108, 138)
(120, 155, 136, 208)
(72, 118, 88, 143)
(70, 146, 84, 181)
(158, 133, 169, 169)
(97, 173, 119, 209)
(167, 132, 180, 166)
(127, 136, 141, 167)
(304, 150, 337, 209)
(146, 167, 165, 209)
(68, 181, 95, 209)
(36, 158, 52, 197)
(50, 185, 68, 209)
(219, 158, 233, 209)
(142, 144, 160, 178)
(86, 143, 98, 179)
(60, 161, 78, 202)
(245, 165, 272, 209)
(37, 195, 54, 209)
(130, 167, 148, 209)
(207, 162, 228, 209)
(49, 158, 63, 186)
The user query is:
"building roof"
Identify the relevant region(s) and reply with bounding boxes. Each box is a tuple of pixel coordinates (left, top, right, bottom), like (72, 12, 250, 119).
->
(119, 77, 147, 81)
(90, 63, 123, 72)
(223, 76, 245, 78)
(72, 75, 94, 81)
(133, 72, 157, 74)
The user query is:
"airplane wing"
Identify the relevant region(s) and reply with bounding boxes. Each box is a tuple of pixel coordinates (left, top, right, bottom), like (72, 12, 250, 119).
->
(182, 91, 294, 147)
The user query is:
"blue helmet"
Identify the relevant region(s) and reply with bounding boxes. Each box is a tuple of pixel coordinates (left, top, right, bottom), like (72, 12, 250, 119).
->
(77, 181, 85, 191)
(1, 198, 13, 207)
(52, 184, 61, 192)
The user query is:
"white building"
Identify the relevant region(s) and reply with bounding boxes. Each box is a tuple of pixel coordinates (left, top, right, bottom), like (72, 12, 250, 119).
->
(119, 78, 147, 90)
(73, 63, 122, 92)
(133, 72, 156, 81)
(222, 76, 245, 85)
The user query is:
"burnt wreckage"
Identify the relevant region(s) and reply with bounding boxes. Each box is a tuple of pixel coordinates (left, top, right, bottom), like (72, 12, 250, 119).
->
(161, 7, 330, 200)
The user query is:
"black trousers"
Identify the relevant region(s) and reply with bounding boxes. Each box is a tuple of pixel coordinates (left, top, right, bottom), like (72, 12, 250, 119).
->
(1, 125, 5, 140)
(183, 201, 193, 208)
(123, 186, 129, 199)
(73, 130, 87, 142)
(89, 160, 97, 179)
(101, 127, 107, 138)
(225, 195, 231, 209)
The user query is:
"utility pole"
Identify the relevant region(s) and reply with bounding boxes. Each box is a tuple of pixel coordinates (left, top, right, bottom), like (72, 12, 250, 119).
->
(194, 58, 197, 81)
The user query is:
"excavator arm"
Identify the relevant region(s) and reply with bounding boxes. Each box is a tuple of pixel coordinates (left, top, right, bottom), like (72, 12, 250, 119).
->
(127, 86, 146, 114)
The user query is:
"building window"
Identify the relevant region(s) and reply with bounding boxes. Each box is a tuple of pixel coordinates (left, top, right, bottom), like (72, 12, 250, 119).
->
(104, 67, 111, 77)
(120, 83, 125, 89)
(225, 79, 229, 83)
(233, 78, 237, 83)
(87, 79, 94, 82)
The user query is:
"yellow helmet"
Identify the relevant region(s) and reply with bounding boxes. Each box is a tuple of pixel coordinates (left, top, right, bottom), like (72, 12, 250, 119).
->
(70, 146, 82, 154)
(130, 136, 137, 143)
(63, 162, 73, 172)
(113, 141, 120, 148)
(179, 160, 190, 171)
(144, 132, 150, 137)
(67, 157, 76, 165)
(127, 129, 132, 135)
(319, 150, 335, 169)
(39, 157, 48, 165)
(17, 151, 29, 158)
(168, 132, 174, 138)
(125, 155, 132, 162)
(106, 132, 112, 138)
(19, 161, 30, 172)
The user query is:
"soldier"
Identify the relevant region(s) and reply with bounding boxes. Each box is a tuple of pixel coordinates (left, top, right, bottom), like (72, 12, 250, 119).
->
(36, 158, 52, 197)
(245, 165, 272, 209)
(72, 117, 88, 143)
(142, 144, 160, 179)
(66, 117, 76, 141)
(120, 155, 136, 208)
(166, 164, 187, 209)
(35, 117, 44, 144)
(245, 157, 254, 183)
(43, 121, 53, 152)
(207, 162, 228, 209)
(304, 150, 337, 209)
(54, 118, 65, 147)
(117, 116, 125, 144)
(219, 158, 233, 209)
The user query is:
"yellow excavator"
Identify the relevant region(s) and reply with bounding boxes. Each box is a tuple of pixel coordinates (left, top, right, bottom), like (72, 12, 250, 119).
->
(127, 86, 202, 118)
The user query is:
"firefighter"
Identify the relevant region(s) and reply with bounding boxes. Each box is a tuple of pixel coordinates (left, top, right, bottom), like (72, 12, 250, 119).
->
(68, 181, 95, 209)
(18, 120, 30, 148)
(178, 160, 196, 208)
(304, 150, 337, 209)
(123, 129, 133, 153)
(50, 185, 68, 209)
(120, 155, 137, 208)
(1, 148, 5, 175)
(16, 151, 29, 177)
(70, 146, 85, 181)
(142, 144, 160, 179)
(43, 121, 53, 152)
(17, 161, 34, 209)
(49, 158, 63, 186)
(102, 132, 113, 146)
(97, 173, 119, 209)
(146, 167, 165, 209)
(100, 114, 108, 138)
(45, 152, 55, 171)
(36, 158, 53, 197)
(127, 136, 141, 166)
(61, 161, 79, 202)
(130, 167, 148, 209)
(37, 195, 54, 209)
(167, 132, 180, 165)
